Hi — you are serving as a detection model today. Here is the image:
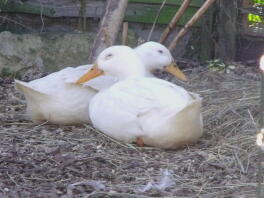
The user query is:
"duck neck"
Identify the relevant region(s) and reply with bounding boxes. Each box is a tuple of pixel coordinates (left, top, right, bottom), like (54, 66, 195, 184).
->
(145, 69, 155, 77)
(117, 66, 147, 81)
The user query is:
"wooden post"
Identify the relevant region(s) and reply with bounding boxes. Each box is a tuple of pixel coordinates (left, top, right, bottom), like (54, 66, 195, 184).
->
(122, 22, 128, 45)
(78, 0, 87, 31)
(88, 0, 128, 62)
(215, 0, 237, 63)
(200, 3, 214, 62)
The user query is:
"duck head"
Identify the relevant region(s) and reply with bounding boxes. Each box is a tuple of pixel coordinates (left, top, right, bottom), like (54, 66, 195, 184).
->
(76, 46, 146, 84)
(134, 41, 187, 81)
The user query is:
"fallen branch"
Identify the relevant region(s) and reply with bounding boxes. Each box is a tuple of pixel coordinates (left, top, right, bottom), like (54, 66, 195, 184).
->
(159, 0, 192, 43)
(0, 15, 37, 33)
(168, 0, 216, 50)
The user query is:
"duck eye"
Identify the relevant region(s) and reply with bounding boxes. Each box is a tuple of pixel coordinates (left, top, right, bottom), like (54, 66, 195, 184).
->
(158, 50, 164, 54)
(105, 53, 113, 60)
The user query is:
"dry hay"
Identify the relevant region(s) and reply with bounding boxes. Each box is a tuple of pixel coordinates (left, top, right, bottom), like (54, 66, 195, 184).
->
(0, 66, 260, 198)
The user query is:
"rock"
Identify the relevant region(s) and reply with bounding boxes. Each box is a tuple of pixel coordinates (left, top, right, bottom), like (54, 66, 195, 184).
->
(0, 31, 93, 74)
(0, 31, 43, 71)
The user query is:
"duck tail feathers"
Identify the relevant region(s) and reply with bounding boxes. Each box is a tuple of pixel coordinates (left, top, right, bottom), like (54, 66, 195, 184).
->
(14, 79, 50, 101)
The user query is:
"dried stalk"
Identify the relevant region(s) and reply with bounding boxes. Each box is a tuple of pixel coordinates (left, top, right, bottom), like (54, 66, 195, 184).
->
(159, 0, 192, 43)
(147, 0, 167, 41)
(168, 0, 216, 50)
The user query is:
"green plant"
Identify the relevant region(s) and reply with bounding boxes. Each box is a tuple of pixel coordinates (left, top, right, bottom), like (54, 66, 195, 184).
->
(206, 59, 235, 73)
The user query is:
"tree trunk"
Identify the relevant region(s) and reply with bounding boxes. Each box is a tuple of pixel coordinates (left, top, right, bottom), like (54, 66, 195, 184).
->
(88, 0, 128, 62)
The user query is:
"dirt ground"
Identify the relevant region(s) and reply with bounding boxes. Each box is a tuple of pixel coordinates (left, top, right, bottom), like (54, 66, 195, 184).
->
(0, 64, 260, 198)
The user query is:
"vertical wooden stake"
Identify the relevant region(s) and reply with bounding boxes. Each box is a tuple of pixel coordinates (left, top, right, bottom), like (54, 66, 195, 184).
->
(215, 0, 237, 63)
(78, 0, 87, 31)
(122, 22, 128, 45)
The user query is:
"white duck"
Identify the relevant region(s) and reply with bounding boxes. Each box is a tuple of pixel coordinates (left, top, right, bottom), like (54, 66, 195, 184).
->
(15, 41, 186, 124)
(76, 46, 203, 149)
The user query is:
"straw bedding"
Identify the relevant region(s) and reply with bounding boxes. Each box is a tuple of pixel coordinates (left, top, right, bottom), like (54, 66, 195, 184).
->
(0, 65, 260, 197)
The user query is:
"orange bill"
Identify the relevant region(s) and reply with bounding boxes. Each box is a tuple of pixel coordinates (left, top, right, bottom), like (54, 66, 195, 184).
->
(76, 64, 104, 84)
(165, 62, 188, 81)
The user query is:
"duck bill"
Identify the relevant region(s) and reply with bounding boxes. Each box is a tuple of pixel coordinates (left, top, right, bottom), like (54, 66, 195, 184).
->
(76, 64, 104, 84)
(165, 63, 188, 81)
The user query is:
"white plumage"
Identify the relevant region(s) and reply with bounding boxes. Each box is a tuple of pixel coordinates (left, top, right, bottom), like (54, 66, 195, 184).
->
(15, 41, 188, 125)
(78, 45, 203, 149)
